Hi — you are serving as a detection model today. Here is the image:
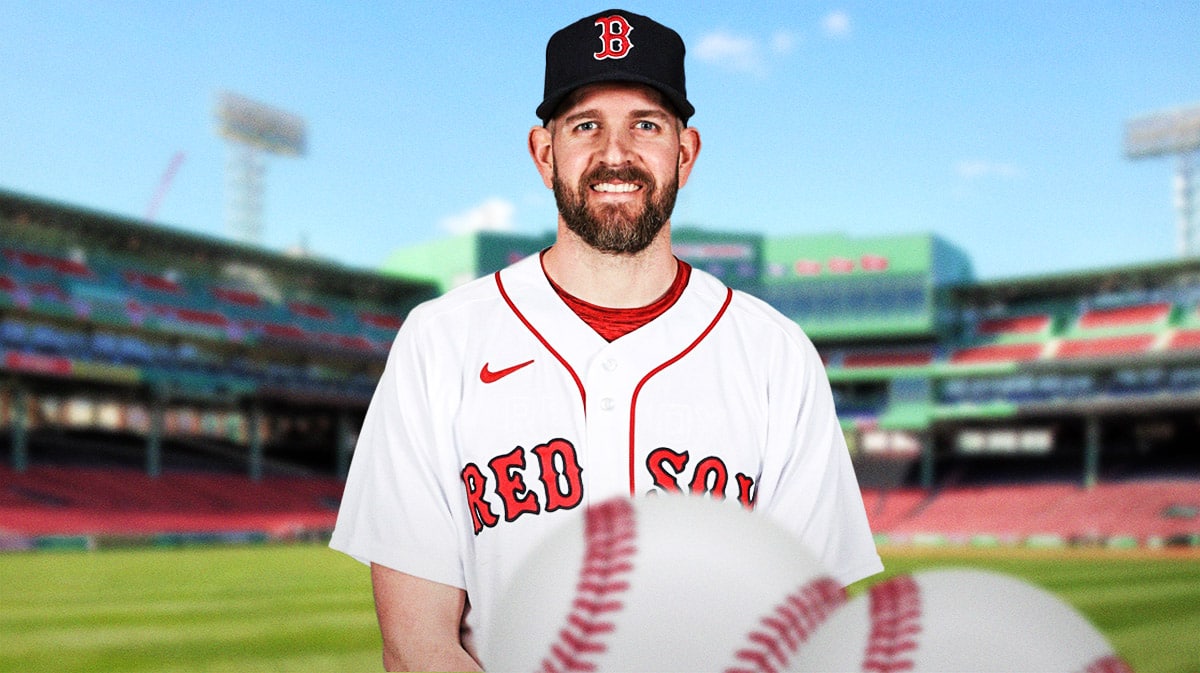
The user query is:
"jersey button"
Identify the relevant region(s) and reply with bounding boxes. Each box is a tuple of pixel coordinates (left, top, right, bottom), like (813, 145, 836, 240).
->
(600, 397, 616, 411)
(603, 358, 618, 371)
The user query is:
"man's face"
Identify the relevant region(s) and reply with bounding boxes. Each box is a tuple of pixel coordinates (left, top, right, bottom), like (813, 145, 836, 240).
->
(536, 83, 699, 255)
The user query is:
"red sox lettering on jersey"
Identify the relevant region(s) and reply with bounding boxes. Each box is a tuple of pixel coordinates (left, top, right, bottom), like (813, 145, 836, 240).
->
(594, 15, 634, 60)
(461, 440, 757, 535)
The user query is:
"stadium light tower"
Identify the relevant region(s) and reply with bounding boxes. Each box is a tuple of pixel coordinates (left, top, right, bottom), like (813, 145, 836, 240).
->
(1124, 102, 1200, 257)
(214, 91, 307, 246)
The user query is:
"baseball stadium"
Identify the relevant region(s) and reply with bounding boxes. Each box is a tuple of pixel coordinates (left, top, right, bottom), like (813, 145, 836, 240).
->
(2, 175, 1198, 670)
(11, 14, 1200, 664)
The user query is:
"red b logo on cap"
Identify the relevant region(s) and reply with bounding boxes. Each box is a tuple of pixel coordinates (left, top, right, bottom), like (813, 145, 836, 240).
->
(594, 15, 634, 60)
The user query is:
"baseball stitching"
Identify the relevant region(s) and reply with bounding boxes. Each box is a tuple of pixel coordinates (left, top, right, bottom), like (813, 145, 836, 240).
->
(539, 499, 638, 673)
(725, 576, 847, 673)
(1078, 655, 1136, 673)
(861, 574, 921, 673)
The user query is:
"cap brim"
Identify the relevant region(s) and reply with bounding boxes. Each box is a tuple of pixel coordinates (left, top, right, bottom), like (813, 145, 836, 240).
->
(536, 72, 695, 123)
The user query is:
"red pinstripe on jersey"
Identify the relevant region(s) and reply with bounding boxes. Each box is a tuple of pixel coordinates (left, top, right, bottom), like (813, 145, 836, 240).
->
(495, 271, 588, 409)
(628, 287, 734, 495)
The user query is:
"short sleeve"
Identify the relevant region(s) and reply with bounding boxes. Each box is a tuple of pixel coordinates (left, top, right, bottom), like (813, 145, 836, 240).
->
(329, 313, 467, 589)
(755, 326, 883, 587)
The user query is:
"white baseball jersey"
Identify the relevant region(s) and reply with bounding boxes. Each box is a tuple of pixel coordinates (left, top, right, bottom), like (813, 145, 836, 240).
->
(330, 253, 882, 651)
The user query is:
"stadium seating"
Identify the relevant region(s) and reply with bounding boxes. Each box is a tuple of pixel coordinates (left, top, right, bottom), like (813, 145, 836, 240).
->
(1, 241, 401, 369)
(1075, 302, 1171, 332)
(3, 248, 94, 279)
(10, 462, 1187, 546)
(841, 350, 934, 368)
(864, 480, 1200, 543)
(1167, 328, 1200, 351)
(1054, 333, 1158, 359)
(947, 302, 1184, 367)
(0, 465, 343, 537)
(949, 342, 1045, 365)
(860, 488, 927, 530)
(976, 313, 1052, 339)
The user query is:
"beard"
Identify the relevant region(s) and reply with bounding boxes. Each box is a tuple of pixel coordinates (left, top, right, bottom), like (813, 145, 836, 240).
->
(552, 163, 679, 255)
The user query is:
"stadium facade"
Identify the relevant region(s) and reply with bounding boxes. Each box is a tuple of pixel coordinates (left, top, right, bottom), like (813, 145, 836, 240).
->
(4, 188, 1199, 500)
(383, 227, 1200, 496)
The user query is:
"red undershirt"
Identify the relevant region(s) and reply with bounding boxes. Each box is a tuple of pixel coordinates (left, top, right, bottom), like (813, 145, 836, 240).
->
(543, 255, 692, 342)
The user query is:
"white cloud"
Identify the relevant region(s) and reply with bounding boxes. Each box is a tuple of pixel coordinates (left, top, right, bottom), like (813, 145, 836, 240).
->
(440, 197, 515, 234)
(956, 160, 1024, 180)
(821, 10, 852, 39)
(694, 30, 766, 76)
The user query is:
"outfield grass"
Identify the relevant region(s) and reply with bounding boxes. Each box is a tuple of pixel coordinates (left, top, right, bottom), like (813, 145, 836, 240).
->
(0, 544, 381, 672)
(1, 544, 1197, 672)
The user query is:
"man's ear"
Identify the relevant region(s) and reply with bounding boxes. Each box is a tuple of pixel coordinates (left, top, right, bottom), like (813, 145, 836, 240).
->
(528, 125, 555, 189)
(676, 125, 701, 188)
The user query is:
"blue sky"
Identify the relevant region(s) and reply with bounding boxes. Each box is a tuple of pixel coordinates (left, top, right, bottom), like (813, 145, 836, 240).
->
(3, 2, 1198, 279)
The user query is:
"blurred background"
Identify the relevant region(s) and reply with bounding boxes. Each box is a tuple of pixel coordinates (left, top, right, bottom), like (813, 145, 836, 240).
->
(2, 2, 1198, 671)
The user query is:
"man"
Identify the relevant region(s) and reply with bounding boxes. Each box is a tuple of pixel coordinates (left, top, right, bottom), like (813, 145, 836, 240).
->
(331, 9, 882, 671)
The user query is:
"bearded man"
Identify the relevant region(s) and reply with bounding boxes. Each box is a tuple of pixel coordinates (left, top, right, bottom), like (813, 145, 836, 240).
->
(331, 9, 881, 671)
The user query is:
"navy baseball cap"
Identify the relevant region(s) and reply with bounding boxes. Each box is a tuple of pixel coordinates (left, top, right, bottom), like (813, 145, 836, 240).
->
(537, 9, 695, 124)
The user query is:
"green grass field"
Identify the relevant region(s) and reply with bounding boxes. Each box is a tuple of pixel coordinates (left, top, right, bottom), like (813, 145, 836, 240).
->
(2, 544, 1197, 672)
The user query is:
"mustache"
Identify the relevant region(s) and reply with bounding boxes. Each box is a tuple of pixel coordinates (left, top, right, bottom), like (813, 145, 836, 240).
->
(583, 165, 655, 187)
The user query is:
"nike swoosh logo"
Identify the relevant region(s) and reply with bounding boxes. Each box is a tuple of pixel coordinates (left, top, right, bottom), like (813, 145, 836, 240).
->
(480, 359, 534, 384)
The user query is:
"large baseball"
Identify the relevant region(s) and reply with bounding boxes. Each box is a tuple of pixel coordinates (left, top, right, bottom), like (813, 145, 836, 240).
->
(481, 495, 844, 672)
(791, 568, 1133, 672)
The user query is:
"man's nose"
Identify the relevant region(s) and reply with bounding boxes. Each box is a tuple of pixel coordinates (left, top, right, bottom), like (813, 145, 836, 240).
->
(598, 128, 634, 164)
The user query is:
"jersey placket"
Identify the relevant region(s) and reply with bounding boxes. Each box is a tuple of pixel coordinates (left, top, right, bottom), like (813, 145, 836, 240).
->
(581, 345, 640, 503)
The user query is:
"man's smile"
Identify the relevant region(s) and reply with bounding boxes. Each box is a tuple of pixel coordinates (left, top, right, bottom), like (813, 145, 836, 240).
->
(591, 181, 642, 194)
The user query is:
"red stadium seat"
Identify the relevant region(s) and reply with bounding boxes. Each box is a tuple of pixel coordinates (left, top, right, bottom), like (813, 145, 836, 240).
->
(1076, 302, 1170, 331)
(977, 314, 1051, 337)
(359, 311, 404, 331)
(843, 350, 934, 368)
(317, 332, 376, 352)
(0, 465, 343, 536)
(212, 287, 265, 308)
(289, 301, 334, 321)
(170, 307, 231, 328)
(1055, 334, 1156, 359)
(861, 480, 1200, 543)
(123, 270, 182, 294)
(950, 342, 1045, 364)
(3, 248, 94, 278)
(1167, 328, 1200, 351)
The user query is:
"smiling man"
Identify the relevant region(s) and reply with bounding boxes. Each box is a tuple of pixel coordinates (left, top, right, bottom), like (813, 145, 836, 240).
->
(331, 9, 881, 671)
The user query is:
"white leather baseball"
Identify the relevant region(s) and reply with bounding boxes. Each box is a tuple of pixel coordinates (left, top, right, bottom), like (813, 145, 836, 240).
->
(481, 495, 843, 672)
(791, 568, 1132, 673)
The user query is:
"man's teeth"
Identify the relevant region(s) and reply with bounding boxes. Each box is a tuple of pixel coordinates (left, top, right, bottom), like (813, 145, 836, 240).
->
(593, 183, 639, 193)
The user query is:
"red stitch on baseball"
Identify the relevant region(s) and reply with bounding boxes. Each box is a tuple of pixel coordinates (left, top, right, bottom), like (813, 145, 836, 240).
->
(1079, 654, 1135, 673)
(725, 576, 847, 673)
(862, 574, 921, 673)
(539, 499, 638, 673)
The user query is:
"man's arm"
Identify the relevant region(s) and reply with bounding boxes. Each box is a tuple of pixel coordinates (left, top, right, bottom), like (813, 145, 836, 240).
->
(371, 563, 482, 672)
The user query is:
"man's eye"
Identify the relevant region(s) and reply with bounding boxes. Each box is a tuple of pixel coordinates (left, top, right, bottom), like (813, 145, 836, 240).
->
(575, 121, 598, 131)
(635, 121, 659, 131)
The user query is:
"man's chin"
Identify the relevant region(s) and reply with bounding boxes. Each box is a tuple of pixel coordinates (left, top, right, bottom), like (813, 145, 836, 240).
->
(587, 198, 645, 221)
